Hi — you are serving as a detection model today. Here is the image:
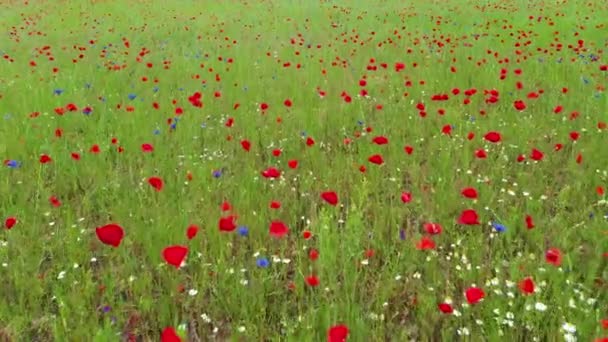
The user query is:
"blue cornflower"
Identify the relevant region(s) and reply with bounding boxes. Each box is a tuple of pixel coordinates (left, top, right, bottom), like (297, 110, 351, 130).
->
(170, 123, 177, 130)
(491, 221, 507, 233)
(237, 226, 249, 236)
(153, 129, 161, 135)
(128, 93, 137, 100)
(399, 229, 406, 240)
(6, 160, 20, 168)
(256, 257, 270, 268)
(153, 86, 159, 93)
(212, 169, 222, 178)
(53, 89, 63, 95)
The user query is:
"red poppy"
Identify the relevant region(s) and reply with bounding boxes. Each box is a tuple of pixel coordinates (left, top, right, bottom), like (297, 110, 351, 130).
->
(457, 209, 480, 225)
(438, 303, 453, 314)
(545, 248, 562, 266)
(218, 216, 237, 232)
(519, 277, 535, 295)
(162, 245, 189, 269)
(96, 224, 125, 247)
(186, 224, 199, 240)
(269, 220, 289, 237)
(327, 324, 349, 342)
(148, 177, 164, 191)
(465, 287, 485, 304)
(161, 327, 182, 342)
(4, 217, 17, 229)
(461, 187, 478, 199)
(321, 191, 339, 206)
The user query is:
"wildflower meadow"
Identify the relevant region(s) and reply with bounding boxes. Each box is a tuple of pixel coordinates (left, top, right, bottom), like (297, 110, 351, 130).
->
(1, 0, 607, 341)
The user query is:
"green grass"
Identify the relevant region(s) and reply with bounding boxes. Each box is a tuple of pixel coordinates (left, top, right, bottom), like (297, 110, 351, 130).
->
(1, 0, 607, 340)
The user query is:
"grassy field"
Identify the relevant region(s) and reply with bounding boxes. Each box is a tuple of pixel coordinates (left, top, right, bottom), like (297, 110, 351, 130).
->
(1, 0, 607, 341)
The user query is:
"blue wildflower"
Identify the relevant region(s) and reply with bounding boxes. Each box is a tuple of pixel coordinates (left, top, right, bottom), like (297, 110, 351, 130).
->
(256, 257, 270, 268)
(170, 123, 177, 130)
(128, 93, 136, 100)
(153, 86, 159, 93)
(53, 89, 63, 95)
(237, 226, 249, 237)
(82, 107, 92, 115)
(5, 160, 20, 168)
(399, 229, 406, 240)
(153, 129, 161, 135)
(212, 170, 222, 178)
(491, 221, 507, 233)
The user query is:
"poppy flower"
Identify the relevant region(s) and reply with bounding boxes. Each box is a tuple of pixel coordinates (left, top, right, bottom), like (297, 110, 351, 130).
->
(545, 248, 562, 266)
(269, 220, 289, 237)
(219, 216, 237, 232)
(261, 167, 281, 178)
(95, 224, 125, 247)
(438, 303, 453, 314)
(372, 136, 388, 145)
(40, 154, 52, 164)
(423, 222, 442, 235)
(416, 236, 436, 250)
(321, 191, 339, 206)
(457, 209, 480, 225)
(519, 277, 535, 295)
(186, 224, 199, 240)
(4, 217, 17, 229)
(530, 148, 544, 161)
(525, 215, 535, 229)
(475, 149, 487, 158)
(305, 275, 319, 287)
(49, 196, 61, 207)
(401, 192, 412, 203)
(461, 187, 478, 199)
(484, 131, 502, 143)
(148, 177, 164, 191)
(465, 287, 485, 304)
(368, 154, 384, 165)
(141, 143, 154, 152)
(162, 245, 189, 269)
(327, 324, 349, 342)
(308, 248, 319, 261)
(270, 200, 281, 209)
(513, 100, 526, 110)
(161, 327, 182, 342)
(240, 139, 251, 151)
(287, 160, 298, 169)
